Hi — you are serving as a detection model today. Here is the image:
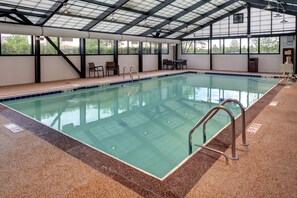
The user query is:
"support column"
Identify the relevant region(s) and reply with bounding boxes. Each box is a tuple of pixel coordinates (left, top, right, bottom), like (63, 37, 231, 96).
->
(35, 36, 41, 83)
(295, 16, 297, 74)
(210, 24, 213, 70)
(139, 42, 143, 72)
(247, 4, 251, 72)
(114, 40, 119, 75)
(80, 38, 86, 78)
(158, 43, 162, 70)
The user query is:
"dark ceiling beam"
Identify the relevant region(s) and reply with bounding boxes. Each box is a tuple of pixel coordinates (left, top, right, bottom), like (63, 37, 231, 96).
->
(140, 0, 211, 37)
(162, 1, 236, 38)
(115, 0, 175, 34)
(0, 2, 47, 13)
(240, 0, 297, 13)
(12, 9, 34, 25)
(178, 6, 246, 39)
(250, 4, 297, 16)
(37, 0, 67, 25)
(6, 14, 24, 23)
(82, 0, 130, 31)
(0, 8, 44, 18)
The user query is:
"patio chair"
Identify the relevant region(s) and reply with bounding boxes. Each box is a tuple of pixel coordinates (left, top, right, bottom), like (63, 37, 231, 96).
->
(88, 62, 104, 77)
(106, 62, 120, 76)
(181, 60, 187, 70)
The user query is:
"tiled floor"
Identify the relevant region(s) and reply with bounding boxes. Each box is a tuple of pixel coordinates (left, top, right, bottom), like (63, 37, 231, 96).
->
(0, 71, 296, 198)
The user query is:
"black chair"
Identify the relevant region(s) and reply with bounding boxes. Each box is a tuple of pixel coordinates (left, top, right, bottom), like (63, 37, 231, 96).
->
(88, 62, 104, 77)
(162, 59, 169, 70)
(106, 62, 120, 76)
(181, 60, 187, 70)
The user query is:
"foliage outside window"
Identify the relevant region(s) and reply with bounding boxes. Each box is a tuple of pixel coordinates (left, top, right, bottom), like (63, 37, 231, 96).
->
(128, 41, 139, 54)
(162, 43, 169, 54)
(100, 40, 114, 54)
(259, 37, 279, 53)
(60, 37, 79, 54)
(195, 40, 208, 53)
(1, 34, 32, 55)
(249, 38, 259, 53)
(143, 42, 150, 54)
(86, 39, 98, 54)
(241, 38, 248, 53)
(224, 39, 240, 53)
(151, 43, 158, 54)
(212, 39, 223, 54)
(40, 36, 58, 54)
(182, 41, 194, 54)
(118, 41, 128, 54)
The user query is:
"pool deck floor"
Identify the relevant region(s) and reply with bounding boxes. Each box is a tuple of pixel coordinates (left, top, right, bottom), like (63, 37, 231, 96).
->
(0, 70, 296, 198)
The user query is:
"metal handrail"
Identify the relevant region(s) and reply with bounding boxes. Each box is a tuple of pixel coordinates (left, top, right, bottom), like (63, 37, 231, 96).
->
(188, 105, 239, 160)
(130, 65, 140, 82)
(202, 98, 248, 146)
(195, 144, 229, 165)
(123, 66, 131, 79)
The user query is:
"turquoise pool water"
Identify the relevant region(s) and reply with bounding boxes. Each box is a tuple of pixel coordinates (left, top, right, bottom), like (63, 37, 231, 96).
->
(3, 73, 277, 178)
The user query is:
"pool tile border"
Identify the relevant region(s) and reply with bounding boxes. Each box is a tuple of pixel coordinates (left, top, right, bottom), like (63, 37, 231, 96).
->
(0, 81, 282, 197)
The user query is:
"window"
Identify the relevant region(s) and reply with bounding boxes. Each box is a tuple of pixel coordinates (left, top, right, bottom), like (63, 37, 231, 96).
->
(60, 37, 79, 54)
(128, 41, 139, 54)
(224, 39, 240, 53)
(86, 39, 98, 54)
(1, 34, 32, 55)
(162, 43, 169, 54)
(143, 42, 150, 54)
(40, 36, 58, 55)
(195, 40, 208, 54)
(151, 43, 158, 54)
(260, 37, 279, 53)
(100, 40, 114, 54)
(249, 38, 259, 54)
(181, 41, 194, 54)
(211, 39, 223, 54)
(118, 41, 128, 54)
(241, 38, 248, 54)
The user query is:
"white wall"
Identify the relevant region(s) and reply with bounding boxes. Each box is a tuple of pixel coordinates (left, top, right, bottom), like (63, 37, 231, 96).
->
(41, 56, 80, 82)
(0, 56, 35, 86)
(119, 55, 138, 73)
(213, 55, 247, 71)
(143, 55, 158, 71)
(178, 54, 210, 70)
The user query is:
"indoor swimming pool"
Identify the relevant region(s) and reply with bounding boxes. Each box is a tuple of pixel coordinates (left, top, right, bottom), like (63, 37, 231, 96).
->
(2, 73, 278, 178)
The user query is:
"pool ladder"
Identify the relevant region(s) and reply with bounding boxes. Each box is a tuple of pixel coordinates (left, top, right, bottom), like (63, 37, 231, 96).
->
(123, 65, 140, 82)
(189, 98, 248, 162)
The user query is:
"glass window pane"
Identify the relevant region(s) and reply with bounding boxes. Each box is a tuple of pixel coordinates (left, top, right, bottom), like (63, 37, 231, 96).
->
(249, 38, 259, 54)
(143, 42, 150, 54)
(129, 41, 139, 54)
(1, 34, 32, 55)
(60, 38, 80, 54)
(241, 38, 248, 54)
(260, 37, 279, 53)
(100, 40, 114, 54)
(151, 43, 158, 54)
(182, 41, 194, 54)
(162, 43, 168, 54)
(119, 41, 128, 54)
(195, 40, 208, 54)
(224, 38, 240, 53)
(212, 39, 223, 54)
(86, 39, 98, 54)
(40, 36, 58, 55)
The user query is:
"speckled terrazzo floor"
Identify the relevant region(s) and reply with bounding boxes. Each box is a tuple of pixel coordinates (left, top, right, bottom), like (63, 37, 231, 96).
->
(0, 71, 296, 198)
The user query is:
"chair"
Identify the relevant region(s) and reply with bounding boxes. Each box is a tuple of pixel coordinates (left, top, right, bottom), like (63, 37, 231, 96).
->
(181, 60, 187, 70)
(162, 59, 169, 70)
(167, 60, 174, 70)
(88, 62, 104, 77)
(106, 62, 120, 76)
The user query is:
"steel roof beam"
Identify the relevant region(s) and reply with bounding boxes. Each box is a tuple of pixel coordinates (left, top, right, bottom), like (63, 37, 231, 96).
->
(240, 0, 297, 13)
(37, 0, 67, 25)
(178, 6, 245, 39)
(82, 0, 130, 31)
(115, 0, 175, 34)
(163, 1, 236, 38)
(140, 0, 211, 37)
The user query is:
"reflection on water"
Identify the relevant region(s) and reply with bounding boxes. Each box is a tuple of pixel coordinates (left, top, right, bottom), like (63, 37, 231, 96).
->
(4, 74, 277, 178)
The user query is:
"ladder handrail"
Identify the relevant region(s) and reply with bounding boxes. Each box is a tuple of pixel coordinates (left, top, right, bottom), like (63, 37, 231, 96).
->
(130, 65, 140, 82)
(188, 105, 238, 160)
(202, 98, 248, 146)
(123, 66, 132, 79)
(195, 144, 229, 165)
